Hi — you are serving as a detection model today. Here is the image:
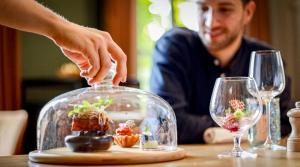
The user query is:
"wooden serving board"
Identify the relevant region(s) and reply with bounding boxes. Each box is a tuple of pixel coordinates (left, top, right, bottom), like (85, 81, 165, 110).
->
(29, 145, 186, 165)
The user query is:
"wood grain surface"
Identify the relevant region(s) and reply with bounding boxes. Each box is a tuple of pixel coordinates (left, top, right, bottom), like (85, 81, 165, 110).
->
(1, 144, 300, 167)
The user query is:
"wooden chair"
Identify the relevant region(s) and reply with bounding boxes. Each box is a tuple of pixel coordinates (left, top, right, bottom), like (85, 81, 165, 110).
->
(0, 110, 28, 155)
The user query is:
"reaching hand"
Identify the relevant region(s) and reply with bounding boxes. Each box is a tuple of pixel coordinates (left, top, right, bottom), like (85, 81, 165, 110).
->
(52, 22, 127, 85)
(0, 0, 127, 86)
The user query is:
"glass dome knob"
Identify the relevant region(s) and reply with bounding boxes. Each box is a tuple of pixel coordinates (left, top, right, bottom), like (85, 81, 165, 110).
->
(94, 62, 116, 87)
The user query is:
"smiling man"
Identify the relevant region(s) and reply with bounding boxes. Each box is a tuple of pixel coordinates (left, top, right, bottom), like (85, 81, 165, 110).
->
(150, 0, 293, 143)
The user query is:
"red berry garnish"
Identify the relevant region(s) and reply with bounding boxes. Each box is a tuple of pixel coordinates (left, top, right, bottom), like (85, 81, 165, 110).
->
(222, 115, 240, 132)
(116, 127, 132, 136)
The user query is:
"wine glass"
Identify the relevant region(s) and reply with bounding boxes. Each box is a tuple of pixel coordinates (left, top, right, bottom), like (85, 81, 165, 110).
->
(210, 77, 262, 158)
(249, 50, 286, 150)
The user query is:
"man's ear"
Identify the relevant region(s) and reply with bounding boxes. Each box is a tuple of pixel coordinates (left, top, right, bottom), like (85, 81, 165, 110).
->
(244, 1, 256, 24)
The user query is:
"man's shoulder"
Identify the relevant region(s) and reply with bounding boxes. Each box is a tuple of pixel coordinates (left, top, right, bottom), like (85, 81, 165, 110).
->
(160, 27, 200, 43)
(243, 37, 273, 50)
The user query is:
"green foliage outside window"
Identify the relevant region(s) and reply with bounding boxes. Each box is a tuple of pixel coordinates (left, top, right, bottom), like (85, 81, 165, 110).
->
(136, 0, 194, 90)
(136, 0, 155, 90)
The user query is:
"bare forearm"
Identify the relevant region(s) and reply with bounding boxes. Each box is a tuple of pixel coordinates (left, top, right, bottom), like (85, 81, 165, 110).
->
(0, 0, 66, 39)
(0, 0, 127, 85)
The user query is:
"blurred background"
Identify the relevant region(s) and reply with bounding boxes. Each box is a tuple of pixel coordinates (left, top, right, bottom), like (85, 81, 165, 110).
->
(0, 0, 299, 153)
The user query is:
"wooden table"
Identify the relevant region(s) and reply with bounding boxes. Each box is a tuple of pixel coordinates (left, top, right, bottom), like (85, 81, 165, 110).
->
(1, 144, 300, 167)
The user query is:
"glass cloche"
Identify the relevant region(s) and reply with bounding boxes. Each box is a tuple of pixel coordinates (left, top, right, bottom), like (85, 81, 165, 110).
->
(36, 64, 177, 153)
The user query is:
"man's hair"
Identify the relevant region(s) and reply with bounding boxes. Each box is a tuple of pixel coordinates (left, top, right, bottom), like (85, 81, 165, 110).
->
(242, 0, 251, 5)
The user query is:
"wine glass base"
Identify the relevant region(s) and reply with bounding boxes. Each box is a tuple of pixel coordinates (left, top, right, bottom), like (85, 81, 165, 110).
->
(251, 144, 286, 151)
(218, 150, 257, 158)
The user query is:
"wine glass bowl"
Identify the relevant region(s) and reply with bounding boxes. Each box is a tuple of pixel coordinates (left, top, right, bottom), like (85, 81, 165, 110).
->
(210, 77, 262, 158)
(249, 50, 285, 99)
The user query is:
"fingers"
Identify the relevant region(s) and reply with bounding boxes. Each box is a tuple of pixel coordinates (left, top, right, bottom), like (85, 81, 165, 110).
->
(59, 26, 127, 86)
(87, 29, 127, 85)
(62, 49, 90, 71)
(62, 47, 109, 85)
(108, 40, 127, 85)
(87, 48, 112, 85)
(80, 47, 100, 79)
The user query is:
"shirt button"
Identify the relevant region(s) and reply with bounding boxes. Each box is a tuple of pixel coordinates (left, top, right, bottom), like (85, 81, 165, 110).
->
(214, 59, 220, 66)
(220, 73, 226, 77)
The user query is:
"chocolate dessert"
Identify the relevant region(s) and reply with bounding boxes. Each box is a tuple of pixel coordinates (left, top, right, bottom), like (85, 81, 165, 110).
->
(65, 99, 113, 152)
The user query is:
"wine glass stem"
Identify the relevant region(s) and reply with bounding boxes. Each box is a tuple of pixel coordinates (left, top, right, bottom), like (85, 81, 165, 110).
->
(232, 134, 243, 156)
(264, 98, 273, 147)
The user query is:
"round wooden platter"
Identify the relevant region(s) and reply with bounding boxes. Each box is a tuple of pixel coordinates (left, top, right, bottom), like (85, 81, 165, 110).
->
(29, 145, 186, 165)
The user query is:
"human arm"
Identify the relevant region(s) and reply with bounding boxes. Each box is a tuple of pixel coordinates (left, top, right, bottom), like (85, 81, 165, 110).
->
(150, 29, 215, 143)
(0, 0, 126, 85)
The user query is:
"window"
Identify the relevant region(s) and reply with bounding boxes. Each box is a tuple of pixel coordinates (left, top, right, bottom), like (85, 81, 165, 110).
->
(136, 0, 198, 90)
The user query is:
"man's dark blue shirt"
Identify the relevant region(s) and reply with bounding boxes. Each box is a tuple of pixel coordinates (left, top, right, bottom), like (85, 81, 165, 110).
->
(150, 27, 293, 144)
